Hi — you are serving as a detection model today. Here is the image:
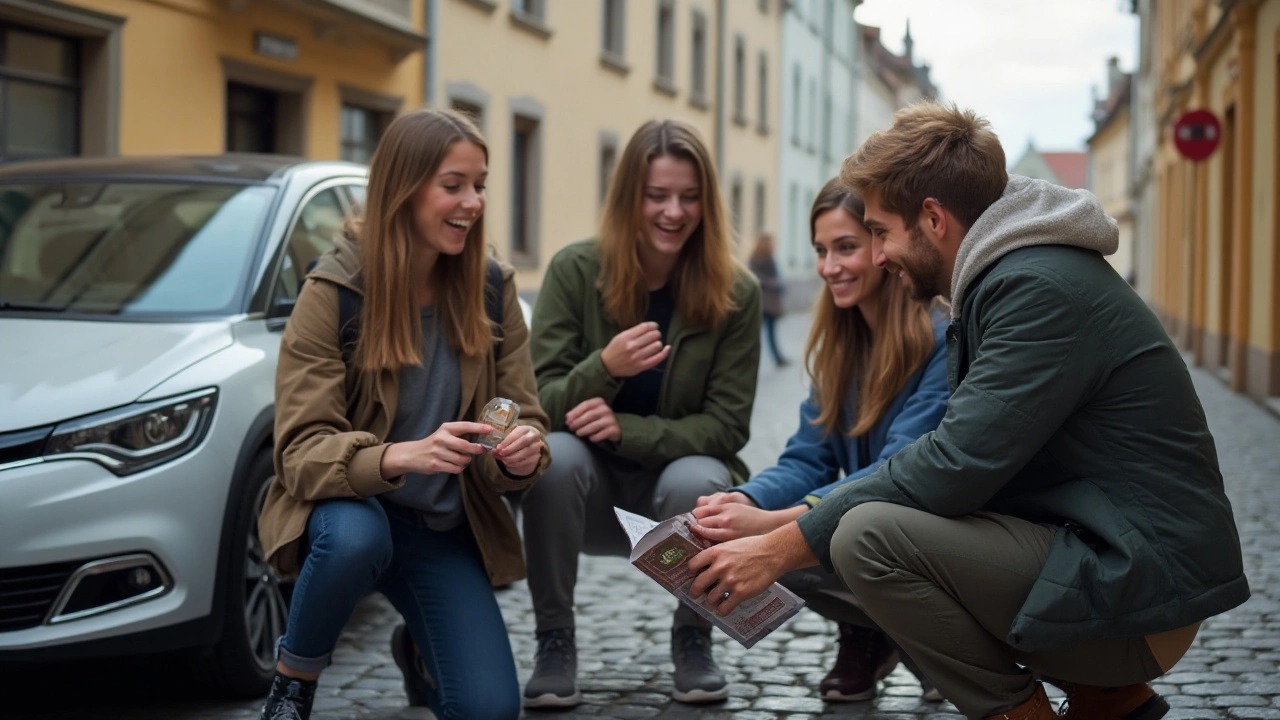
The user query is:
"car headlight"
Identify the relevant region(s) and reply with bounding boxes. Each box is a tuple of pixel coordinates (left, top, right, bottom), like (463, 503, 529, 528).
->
(43, 389, 218, 475)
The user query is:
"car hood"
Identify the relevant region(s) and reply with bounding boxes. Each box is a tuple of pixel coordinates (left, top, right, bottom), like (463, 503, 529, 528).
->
(0, 318, 234, 431)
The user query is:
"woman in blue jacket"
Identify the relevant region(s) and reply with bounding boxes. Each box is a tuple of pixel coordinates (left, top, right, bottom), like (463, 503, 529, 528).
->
(693, 178, 948, 703)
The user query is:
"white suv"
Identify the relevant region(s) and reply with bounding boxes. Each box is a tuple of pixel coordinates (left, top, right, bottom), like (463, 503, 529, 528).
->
(0, 155, 369, 696)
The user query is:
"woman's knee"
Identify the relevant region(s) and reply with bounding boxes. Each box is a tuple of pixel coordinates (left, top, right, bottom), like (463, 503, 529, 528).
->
(655, 456, 731, 506)
(528, 432, 596, 498)
(306, 499, 393, 575)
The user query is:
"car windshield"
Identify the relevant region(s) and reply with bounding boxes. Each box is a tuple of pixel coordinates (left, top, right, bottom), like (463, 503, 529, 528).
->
(0, 181, 275, 317)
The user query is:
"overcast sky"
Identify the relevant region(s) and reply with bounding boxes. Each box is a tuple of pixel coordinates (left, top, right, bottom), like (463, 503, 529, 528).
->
(854, 0, 1138, 164)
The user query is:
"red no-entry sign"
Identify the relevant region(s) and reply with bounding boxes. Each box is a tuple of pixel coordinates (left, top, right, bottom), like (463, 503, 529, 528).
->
(1173, 109, 1222, 161)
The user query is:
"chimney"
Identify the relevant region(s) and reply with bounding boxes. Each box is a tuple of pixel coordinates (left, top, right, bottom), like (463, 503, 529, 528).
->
(903, 19, 914, 62)
(1106, 56, 1124, 93)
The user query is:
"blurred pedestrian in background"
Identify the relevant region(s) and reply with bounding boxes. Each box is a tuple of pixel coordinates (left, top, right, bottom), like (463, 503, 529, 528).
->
(521, 119, 761, 709)
(256, 108, 549, 720)
(748, 231, 791, 368)
(693, 178, 948, 704)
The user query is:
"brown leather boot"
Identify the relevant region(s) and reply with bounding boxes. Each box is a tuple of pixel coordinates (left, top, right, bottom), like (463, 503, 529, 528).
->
(818, 623, 899, 701)
(985, 684, 1056, 720)
(1053, 681, 1169, 720)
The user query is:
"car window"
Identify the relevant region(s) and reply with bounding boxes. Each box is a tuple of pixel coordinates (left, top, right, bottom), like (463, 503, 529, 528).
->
(275, 188, 345, 303)
(345, 184, 366, 212)
(0, 182, 275, 316)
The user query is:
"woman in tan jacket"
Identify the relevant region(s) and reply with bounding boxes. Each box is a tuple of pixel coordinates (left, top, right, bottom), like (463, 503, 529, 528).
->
(256, 108, 549, 720)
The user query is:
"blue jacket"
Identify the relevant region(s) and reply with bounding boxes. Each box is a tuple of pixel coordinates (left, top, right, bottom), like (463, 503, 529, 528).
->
(736, 319, 948, 511)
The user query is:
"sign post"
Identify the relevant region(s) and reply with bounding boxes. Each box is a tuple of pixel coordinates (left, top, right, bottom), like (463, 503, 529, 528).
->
(1173, 109, 1222, 161)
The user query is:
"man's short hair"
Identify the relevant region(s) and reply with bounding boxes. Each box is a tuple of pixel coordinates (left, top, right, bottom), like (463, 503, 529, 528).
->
(841, 102, 1008, 231)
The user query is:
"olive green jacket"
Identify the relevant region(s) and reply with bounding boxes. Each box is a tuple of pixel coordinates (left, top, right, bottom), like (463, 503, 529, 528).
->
(529, 239, 761, 481)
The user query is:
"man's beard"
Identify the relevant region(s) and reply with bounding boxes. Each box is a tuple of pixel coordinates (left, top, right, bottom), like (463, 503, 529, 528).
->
(901, 225, 947, 301)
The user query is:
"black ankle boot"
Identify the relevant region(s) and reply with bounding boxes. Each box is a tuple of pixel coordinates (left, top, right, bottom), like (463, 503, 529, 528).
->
(259, 671, 317, 720)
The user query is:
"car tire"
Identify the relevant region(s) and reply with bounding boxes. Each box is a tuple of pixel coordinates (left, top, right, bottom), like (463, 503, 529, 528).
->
(198, 449, 289, 697)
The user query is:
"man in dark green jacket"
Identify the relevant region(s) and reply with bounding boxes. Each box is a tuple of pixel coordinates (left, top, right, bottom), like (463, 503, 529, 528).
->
(687, 103, 1249, 720)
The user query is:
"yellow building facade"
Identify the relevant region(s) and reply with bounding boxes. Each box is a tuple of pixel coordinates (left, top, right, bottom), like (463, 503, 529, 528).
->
(432, 0, 782, 289)
(1087, 61, 1135, 282)
(1149, 0, 1280, 404)
(0, 0, 425, 161)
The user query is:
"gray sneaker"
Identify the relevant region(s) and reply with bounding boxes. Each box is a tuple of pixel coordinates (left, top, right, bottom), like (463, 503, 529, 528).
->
(671, 626, 729, 703)
(522, 627, 582, 708)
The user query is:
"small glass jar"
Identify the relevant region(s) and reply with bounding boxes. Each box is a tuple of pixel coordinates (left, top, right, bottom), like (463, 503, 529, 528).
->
(475, 397, 520, 450)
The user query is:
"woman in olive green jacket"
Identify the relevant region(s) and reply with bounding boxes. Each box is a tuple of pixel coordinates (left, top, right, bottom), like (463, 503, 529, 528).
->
(520, 119, 761, 710)
(256, 109, 549, 720)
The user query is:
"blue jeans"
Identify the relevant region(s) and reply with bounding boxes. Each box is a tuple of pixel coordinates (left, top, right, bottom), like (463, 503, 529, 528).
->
(279, 497, 519, 720)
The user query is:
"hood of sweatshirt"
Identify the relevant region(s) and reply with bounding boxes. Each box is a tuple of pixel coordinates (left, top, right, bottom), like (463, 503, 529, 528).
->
(949, 175, 1118, 318)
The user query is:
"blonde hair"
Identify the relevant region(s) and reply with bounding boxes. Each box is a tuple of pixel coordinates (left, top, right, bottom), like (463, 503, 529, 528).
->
(354, 107, 493, 371)
(598, 119, 737, 328)
(804, 178, 934, 436)
(841, 101, 1007, 230)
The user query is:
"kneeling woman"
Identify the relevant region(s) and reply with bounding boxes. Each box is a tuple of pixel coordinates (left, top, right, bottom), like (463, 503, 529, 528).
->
(257, 108, 549, 720)
(693, 178, 948, 703)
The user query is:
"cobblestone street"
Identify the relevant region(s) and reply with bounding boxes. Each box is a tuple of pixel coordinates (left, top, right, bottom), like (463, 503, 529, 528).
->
(3, 313, 1278, 720)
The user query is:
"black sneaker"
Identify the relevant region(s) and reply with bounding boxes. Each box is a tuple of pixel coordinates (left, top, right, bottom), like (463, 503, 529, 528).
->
(258, 672, 317, 720)
(522, 627, 581, 708)
(670, 626, 729, 703)
(391, 622, 434, 707)
(819, 623, 899, 702)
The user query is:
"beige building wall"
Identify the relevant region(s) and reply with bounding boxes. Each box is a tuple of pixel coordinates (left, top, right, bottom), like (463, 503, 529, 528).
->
(3, 0, 424, 160)
(721, 0, 781, 259)
(1088, 111, 1134, 281)
(1146, 0, 1280, 403)
(434, 0, 734, 291)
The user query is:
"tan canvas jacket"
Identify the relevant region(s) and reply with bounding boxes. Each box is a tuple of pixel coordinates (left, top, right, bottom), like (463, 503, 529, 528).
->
(258, 236, 550, 587)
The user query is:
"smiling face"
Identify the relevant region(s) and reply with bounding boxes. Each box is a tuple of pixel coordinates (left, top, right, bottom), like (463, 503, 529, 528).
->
(410, 139, 488, 258)
(639, 155, 703, 260)
(813, 206, 885, 311)
(863, 191, 948, 301)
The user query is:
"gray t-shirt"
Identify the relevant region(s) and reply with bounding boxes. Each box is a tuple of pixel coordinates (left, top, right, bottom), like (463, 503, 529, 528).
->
(381, 306, 464, 531)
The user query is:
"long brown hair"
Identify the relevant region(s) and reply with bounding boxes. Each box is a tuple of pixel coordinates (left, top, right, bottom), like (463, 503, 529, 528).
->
(805, 179, 935, 436)
(598, 119, 736, 328)
(354, 108, 493, 371)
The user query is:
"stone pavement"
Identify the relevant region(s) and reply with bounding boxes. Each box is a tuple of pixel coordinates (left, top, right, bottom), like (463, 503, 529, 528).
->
(3, 312, 1279, 719)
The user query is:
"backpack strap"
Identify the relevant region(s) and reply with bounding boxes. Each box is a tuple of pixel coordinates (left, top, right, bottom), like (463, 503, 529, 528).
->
(336, 258, 505, 367)
(484, 258, 505, 360)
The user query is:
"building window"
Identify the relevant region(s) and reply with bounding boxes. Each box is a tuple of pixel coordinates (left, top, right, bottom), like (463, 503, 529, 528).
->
(226, 82, 278, 154)
(758, 0, 769, 13)
(754, 180, 766, 234)
(808, 78, 817, 152)
(223, 59, 310, 156)
(733, 36, 747, 126)
(511, 114, 541, 267)
(599, 134, 618, 207)
(690, 11, 707, 106)
(512, 0, 544, 20)
(654, 0, 675, 91)
(787, 183, 799, 268)
(451, 99, 484, 131)
(339, 105, 387, 164)
(601, 0, 626, 66)
(791, 64, 801, 146)
(757, 51, 769, 134)
(0, 25, 79, 161)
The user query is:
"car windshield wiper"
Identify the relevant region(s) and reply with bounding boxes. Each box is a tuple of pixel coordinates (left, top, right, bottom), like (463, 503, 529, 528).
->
(0, 299, 66, 312)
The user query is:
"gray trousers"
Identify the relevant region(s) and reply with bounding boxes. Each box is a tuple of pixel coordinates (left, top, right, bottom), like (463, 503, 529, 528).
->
(522, 432, 731, 633)
(830, 502, 1191, 719)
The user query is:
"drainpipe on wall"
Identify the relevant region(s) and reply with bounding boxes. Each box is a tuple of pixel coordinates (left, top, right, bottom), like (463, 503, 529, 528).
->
(714, 0, 726, 175)
(424, 0, 437, 107)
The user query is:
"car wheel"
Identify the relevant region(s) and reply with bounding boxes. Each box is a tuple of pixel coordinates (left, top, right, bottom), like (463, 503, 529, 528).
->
(199, 450, 289, 697)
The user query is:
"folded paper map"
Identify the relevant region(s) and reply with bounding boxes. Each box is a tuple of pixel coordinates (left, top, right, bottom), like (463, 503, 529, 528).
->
(614, 507, 804, 649)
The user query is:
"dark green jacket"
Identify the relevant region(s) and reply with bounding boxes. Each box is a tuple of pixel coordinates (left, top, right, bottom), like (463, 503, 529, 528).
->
(797, 176, 1249, 652)
(530, 239, 761, 481)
